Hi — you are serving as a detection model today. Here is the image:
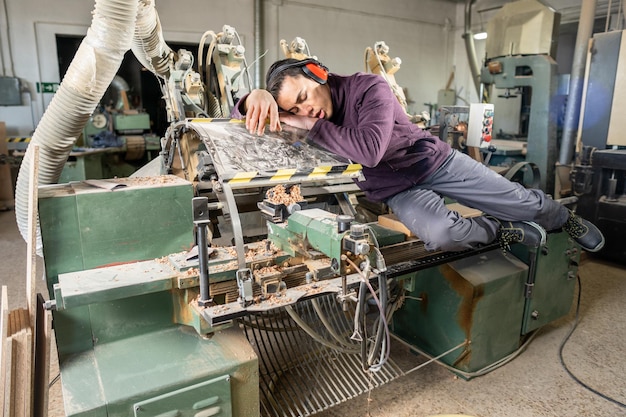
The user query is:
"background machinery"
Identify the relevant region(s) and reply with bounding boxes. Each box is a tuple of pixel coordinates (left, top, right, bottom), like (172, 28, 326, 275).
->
(364, 41, 430, 126)
(11, 1, 584, 414)
(40, 120, 581, 417)
(572, 29, 626, 264)
(479, 0, 561, 195)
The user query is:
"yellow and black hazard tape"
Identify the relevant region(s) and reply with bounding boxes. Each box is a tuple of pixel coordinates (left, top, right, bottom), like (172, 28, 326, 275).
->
(188, 118, 243, 124)
(6, 137, 32, 150)
(185, 118, 363, 184)
(227, 163, 362, 184)
(7, 137, 31, 143)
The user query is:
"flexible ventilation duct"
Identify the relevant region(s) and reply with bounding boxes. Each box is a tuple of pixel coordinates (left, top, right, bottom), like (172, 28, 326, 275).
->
(15, 0, 139, 252)
(132, 0, 172, 78)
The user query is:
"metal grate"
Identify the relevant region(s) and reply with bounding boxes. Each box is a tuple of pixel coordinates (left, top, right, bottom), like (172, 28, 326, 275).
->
(241, 293, 406, 417)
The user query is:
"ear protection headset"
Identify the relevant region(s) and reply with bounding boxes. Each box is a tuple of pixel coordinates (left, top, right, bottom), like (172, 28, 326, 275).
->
(267, 58, 329, 86)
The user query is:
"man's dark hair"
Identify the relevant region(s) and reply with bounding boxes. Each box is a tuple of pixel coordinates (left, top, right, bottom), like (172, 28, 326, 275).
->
(265, 58, 306, 101)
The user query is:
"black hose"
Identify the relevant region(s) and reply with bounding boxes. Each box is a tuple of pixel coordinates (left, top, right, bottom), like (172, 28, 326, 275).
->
(368, 271, 388, 367)
(357, 281, 368, 371)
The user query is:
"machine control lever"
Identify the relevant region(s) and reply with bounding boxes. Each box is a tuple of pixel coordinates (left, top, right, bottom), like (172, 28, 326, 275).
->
(193, 197, 213, 307)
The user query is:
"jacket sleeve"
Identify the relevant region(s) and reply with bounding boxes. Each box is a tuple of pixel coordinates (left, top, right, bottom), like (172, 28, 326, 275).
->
(307, 80, 398, 168)
(229, 94, 249, 119)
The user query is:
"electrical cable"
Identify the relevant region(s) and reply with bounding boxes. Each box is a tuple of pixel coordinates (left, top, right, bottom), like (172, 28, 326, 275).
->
(606, 0, 613, 32)
(25, 90, 36, 132)
(198, 30, 217, 89)
(344, 255, 391, 372)
(311, 297, 357, 348)
(233, 30, 253, 91)
(48, 373, 60, 388)
(1, 0, 15, 76)
(558, 275, 626, 409)
(284, 304, 359, 354)
(391, 329, 538, 379)
(242, 49, 268, 88)
(367, 271, 387, 368)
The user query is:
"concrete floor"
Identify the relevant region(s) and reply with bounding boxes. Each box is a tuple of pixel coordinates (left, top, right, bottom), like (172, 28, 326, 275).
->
(1, 208, 625, 417)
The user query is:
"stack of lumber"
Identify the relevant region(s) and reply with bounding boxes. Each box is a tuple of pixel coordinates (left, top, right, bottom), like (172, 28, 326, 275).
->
(0, 294, 33, 416)
(1, 145, 52, 416)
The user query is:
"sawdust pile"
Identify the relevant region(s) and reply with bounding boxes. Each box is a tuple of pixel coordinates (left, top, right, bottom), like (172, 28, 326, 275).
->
(265, 184, 303, 206)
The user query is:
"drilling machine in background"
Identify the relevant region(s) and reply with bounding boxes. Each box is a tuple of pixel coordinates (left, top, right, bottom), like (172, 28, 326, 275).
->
(281, 36, 317, 60)
(364, 41, 430, 126)
(159, 24, 252, 125)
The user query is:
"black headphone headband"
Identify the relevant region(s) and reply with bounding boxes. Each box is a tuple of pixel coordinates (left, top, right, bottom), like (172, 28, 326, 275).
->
(266, 58, 328, 86)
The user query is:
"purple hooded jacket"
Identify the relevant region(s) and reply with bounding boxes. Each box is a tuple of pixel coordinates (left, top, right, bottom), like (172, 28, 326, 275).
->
(233, 72, 451, 202)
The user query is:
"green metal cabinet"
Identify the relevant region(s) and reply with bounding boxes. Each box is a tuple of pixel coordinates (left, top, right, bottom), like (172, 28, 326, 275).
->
(392, 232, 580, 377)
(393, 249, 529, 374)
(511, 232, 580, 334)
(38, 176, 260, 416)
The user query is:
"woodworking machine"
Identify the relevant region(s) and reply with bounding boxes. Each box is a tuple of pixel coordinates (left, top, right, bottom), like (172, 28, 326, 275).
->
(39, 120, 581, 417)
(34, 15, 580, 417)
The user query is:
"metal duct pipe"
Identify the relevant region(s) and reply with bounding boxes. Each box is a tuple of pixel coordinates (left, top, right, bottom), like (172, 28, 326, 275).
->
(463, 0, 481, 98)
(110, 75, 130, 110)
(132, 0, 172, 79)
(559, 0, 597, 165)
(15, 0, 139, 252)
(254, 0, 263, 88)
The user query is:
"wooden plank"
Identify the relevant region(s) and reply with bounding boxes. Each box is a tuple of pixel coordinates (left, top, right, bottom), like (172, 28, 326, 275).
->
(466, 146, 483, 164)
(26, 144, 39, 328)
(13, 331, 24, 417)
(4, 338, 13, 417)
(26, 144, 39, 415)
(446, 202, 483, 219)
(378, 203, 482, 240)
(33, 294, 52, 417)
(15, 310, 33, 417)
(24, 328, 33, 417)
(378, 214, 416, 237)
(0, 286, 10, 417)
(5, 309, 33, 416)
(8, 308, 18, 416)
(13, 330, 27, 417)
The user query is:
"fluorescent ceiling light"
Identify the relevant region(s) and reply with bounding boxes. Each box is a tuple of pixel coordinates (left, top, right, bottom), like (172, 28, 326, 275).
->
(473, 31, 488, 40)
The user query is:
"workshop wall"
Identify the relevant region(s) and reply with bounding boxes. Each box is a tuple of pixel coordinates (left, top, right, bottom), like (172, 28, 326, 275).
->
(262, 0, 461, 118)
(0, 0, 466, 137)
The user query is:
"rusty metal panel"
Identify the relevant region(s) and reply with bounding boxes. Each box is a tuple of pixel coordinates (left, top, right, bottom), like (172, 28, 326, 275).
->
(392, 249, 528, 375)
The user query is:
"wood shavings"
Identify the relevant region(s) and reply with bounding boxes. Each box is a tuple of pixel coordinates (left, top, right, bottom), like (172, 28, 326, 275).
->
(304, 283, 328, 296)
(217, 240, 279, 261)
(262, 294, 293, 306)
(254, 265, 282, 276)
(209, 305, 232, 314)
(182, 268, 199, 277)
(154, 256, 170, 264)
(265, 184, 303, 206)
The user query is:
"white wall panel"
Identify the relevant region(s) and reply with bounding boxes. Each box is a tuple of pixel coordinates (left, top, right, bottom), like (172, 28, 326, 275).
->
(1, 0, 589, 136)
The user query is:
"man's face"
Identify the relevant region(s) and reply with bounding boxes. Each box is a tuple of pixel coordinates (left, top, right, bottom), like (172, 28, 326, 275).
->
(276, 75, 333, 120)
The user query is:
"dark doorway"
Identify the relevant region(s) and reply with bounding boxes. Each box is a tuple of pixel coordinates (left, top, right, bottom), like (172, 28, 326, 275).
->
(56, 35, 198, 137)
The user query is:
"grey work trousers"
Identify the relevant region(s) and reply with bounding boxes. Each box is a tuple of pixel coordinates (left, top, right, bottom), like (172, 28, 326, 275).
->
(386, 150, 569, 252)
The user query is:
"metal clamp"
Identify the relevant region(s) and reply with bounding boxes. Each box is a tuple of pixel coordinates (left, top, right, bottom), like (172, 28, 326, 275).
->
(236, 268, 254, 306)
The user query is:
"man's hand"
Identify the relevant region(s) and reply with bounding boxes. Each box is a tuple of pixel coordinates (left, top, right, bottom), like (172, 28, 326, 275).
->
(280, 113, 318, 131)
(244, 89, 281, 135)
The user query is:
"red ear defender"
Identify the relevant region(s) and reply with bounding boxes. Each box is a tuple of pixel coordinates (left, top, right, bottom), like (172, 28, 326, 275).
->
(266, 58, 329, 87)
(302, 61, 328, 85)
